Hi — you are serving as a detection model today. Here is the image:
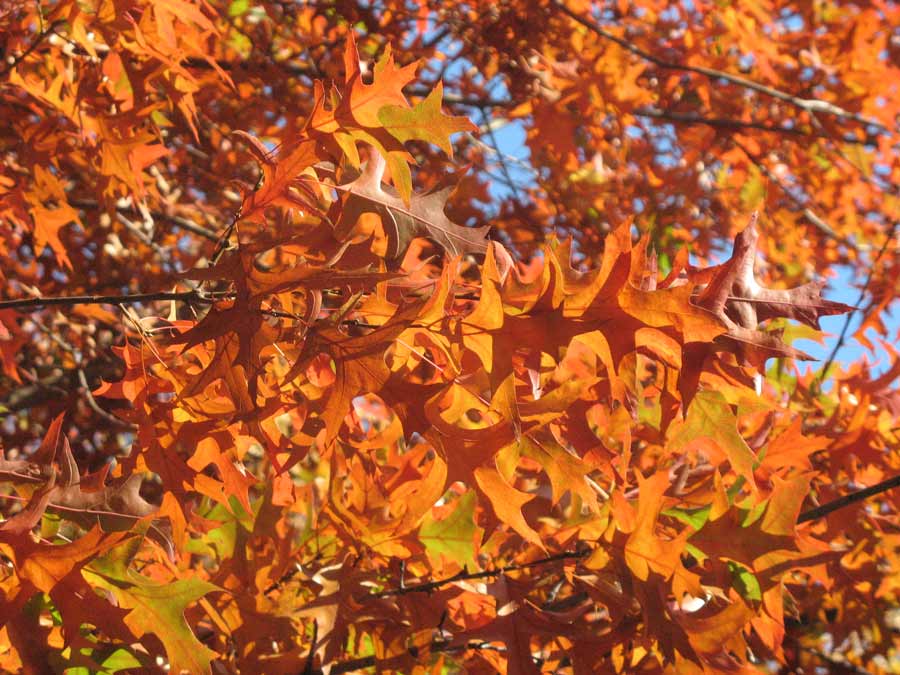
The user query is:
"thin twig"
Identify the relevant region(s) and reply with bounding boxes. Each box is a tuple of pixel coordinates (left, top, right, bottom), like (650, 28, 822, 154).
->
(115, 212, 167, 258)
(363, 472, 900, 603)
(553, 1, 891, 134)
(76, 368, 136, 430)
(0, 289, 233, 311)
(321, 639, 506, 675)
(302, 620, 318, 675)
(0, 20, 65, 78)
(480, 109, 522, 200)
(70, 199, 221, 243)
(816, 220, 899, 385)
(368, 548, 590, 599)
(798, 473, 900, 523)
(636, 108, 878, 147)
(732, 138, 864, 252)
(793, 644, 871, 675)
(405, 86, 888, 148)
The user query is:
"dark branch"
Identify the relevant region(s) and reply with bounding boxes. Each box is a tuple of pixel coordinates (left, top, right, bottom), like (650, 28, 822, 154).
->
(322, 639, 505, 675)
(733, 138, 863, 252)
(402, 92, 878, 147)
(799, 473, 900, 523)
(368, 548, 589, 599)
(69, 199, 222, 243)
(0, 20, 65, 78)
(553, 1, 891, 134)
(1, 358, 122, 413)
(816, 220, 900, 383)
(636, 108, 876, 146)
(0, 289, 232, 311)
(363, 475, 900, 604)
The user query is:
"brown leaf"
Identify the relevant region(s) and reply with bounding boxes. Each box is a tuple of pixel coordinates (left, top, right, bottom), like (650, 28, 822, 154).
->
(691, 213, 852, 366)
(333, 148, 490, 262)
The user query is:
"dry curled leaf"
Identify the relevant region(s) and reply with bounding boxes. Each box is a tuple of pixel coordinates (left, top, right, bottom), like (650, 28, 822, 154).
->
(682, 213, 853, 366)
(334, 148, 491, 262)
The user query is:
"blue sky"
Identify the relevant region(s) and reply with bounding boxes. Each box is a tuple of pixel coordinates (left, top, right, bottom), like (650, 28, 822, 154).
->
(480, 119, 897, 378)
(408, 21, 898, 381)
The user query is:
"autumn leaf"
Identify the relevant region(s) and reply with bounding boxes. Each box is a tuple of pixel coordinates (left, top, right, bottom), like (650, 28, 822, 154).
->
(1, 4, 895, 674)
(474, 465, 544, 550)
(87, 571, 219, 675)
(334, 148, 490, 261)
(689, 474, 833, 587)
(419, 489, 481, 571)
(232, 130, 320, 224)
(667, 390, 759, 491)
(313, 35, 419, 132)
(378, 83, 477, 157)
(620, 472, 696, 590)
(690, 213, 853, 366)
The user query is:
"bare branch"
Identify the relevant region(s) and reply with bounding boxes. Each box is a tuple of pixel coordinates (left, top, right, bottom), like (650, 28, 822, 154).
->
(0, 289, 232, 312)
(367, 548, 589, 599)
(0, 20, 65, 78)
(732, 138, 864, 252)
(799, 473, 900, 524)
(323, 639, 507, 675)
(816, 220, 900, 384)
(76, 368, 136, 430)
(636, 108, 877, 146)
(70, 199, 222, 243)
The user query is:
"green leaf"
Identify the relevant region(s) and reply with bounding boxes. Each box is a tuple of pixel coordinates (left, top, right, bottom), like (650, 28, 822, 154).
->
(227, 0, 249, 16)
(419, 491, 480, 570)
(63, 647, 143, 675)
(663, 505, 710, 530)
(668, 390, 758, 490)
(378, 83, 476, 157)
(728, 561, 762, 602)
(812, 151, 831, 170)
(86, 535, 144, 580)
(739, 164, 765, 211)
(227, 30, 252, 58)
(761, 317, 823, 346)
(184, 498, 252, 561)
(85, 571, 219, 675)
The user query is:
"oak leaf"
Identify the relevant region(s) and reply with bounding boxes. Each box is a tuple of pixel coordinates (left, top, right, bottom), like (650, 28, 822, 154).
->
(689, 214, 853, 366)
(334, 148, 490, 262)
(86, 571, 220, 675)
(378, 82, 477, 157)
(419, 490, 482, 571)
(667, 390, 759, 492)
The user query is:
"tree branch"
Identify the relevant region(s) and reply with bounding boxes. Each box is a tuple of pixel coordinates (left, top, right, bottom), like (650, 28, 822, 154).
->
(368, 548, 590, 599)
(1, 358, 123, 412)
(0, 20, 65, 78)
(69, 199, 222, 243)
(798, 473, 900, 523)
(732, 138, 864, 252)
(321, 639, 506, 675)
(0, 289, 232, 311)
(816, 220, 899, 384)
(364, 473, 900, 603)
(635, 108, 876, 146)
(553, 1, 891, 135)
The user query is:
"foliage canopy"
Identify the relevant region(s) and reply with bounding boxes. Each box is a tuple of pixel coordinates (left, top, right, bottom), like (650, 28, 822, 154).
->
(1, 0, 899, 673)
